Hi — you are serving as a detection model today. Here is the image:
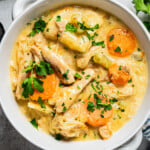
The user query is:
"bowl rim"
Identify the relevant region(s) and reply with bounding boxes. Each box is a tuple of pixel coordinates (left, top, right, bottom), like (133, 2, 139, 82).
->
(0, 0, 150, 150)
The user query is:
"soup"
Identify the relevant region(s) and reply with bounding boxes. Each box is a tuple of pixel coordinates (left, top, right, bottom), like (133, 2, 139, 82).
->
(10, 6, 148, 141)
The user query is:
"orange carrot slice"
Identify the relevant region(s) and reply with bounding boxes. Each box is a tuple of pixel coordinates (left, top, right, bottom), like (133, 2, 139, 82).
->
(85, 95, 113, 127)
(30, 74, 57, 101)
(107, 27, 136, 57)
(108, 64, 130, 85)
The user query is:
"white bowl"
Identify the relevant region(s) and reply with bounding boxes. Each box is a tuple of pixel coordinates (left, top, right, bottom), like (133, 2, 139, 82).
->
(0, 0, 150, 149)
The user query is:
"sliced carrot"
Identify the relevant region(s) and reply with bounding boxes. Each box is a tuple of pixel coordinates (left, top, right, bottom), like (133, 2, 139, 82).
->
(108, 64, 130, 85)
(85, 95, 113, 127)
(107, 27, 136, 57)
(30, 73, 57, 101)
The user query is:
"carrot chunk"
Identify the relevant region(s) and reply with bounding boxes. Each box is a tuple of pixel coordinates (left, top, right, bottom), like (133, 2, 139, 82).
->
(85, 95, 113, 127)
(30, 74, 57, 100)
(108, 64, 130, 85)
(107, 27, 136, 57)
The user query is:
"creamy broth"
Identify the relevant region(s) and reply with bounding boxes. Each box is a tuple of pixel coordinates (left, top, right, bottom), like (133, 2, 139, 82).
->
(10, 6, 148, 141)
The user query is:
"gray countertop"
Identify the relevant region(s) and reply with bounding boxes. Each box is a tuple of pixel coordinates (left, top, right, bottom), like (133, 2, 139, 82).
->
(0, 0, 149, 149)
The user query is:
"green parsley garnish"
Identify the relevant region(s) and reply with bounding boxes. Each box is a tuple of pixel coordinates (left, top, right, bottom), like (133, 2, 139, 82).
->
(22, 61, 54, 98)
(81, 71, 85, 75)
(55, 134, 62, 140)
(109, 98, 118, 104)
(114, 46, 121, 52)
(51, 112, 56, 117)
(65, 23, 77, 32)
(106, 81, 111, 84)
(62, 70, 69, 79)
(92, 41, 105, 48)
(30, 118, 38, 129)
(74, 73, 82, 79)
(128, 78, 132, 83)
(87, 102, 95, 112)
(63, 106, 67, 112)
(57, 33, 60, 38)
(83, 133, 87, 138)
(59, 83, 63, 87)
(86, 32, 98, 40)
(22, 76, 44, 98)
(28, 18, 47, 37)
(22, 61, 54, 77)
(38, 97, 46, 108)
(137, 48, 142, 51)
(56, 15, 61, 21)
(48, 46, 51, 49)
(85, 75, 91, 79)
(119, 66, 122, 70)
(109, 34, 114, 41)
(77, 85, 81, 90)
(46, 28, 49, 32)
(78, 22, 99, 31)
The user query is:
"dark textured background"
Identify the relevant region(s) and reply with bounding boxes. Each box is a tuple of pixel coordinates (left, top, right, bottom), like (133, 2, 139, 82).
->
(0, 0, 149, 149)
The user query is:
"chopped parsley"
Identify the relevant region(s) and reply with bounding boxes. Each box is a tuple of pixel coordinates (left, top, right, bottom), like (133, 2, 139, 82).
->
(132, 84, 135, 87)
(46, 28, 49, 32)
(114, 46, 121, 52)
(55, 134, 62, 140)
(77, 85, 81, 90)
(22, 76, 44, 98)
(22, 61, 54, 98)
(65, 23, 77, 32)
(48, 46, 51, 49)
(128, 78, 132, 83)
(119, 66, 122, 70)
(87, 102, 95, 112)
(62, 70, 69, 79)
(83, 133, 87, 138)
(85, 74, 91, 79)
(57, 33, 60, 38)
(92, 41, 105, 48)
(74, 73, 82, 79)
(88, 94, 92, 100)
(81, 71, 85, 75)
(106, 81, 111, 84)
(51, 112, 56, 117)
(109, 34, 114, 41)
(59, 83, 63, 87)
(22, 61, 54, 77)
(86, 32, 98, 40)
(63, 106, 67, 112)
(56, 15, 61, 21)
(28, 18, 47, 37)
(101, 114, 104, 118)
(38, 97, 46, 108)
(109, 98, 118, 104)
(137, 48, 142, 51)
(119, 108, 125, 112)
(78, 22, 99, 31)
(30, 118, 38, 129)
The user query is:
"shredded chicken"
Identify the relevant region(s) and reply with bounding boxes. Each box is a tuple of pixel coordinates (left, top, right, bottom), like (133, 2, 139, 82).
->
(51, 114, 88, 138)
(55, 69, 96, 113)
(15, 37, 33, 100)
(30, 33, 76, 85)
(100, 82, 134, 99)
(28, 101, 54, 114)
